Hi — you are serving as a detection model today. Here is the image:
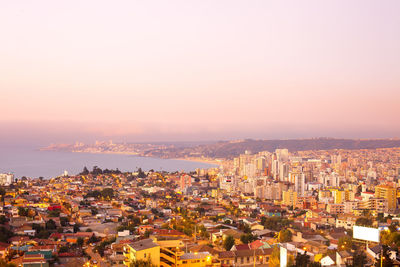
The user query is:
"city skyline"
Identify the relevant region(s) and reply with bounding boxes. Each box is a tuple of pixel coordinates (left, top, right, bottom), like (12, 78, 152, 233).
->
(1, 0, 400, 144)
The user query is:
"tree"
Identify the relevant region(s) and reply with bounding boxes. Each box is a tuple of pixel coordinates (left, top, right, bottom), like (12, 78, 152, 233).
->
(240, 233, 257, 244)
(60, 217, 69, 227)
(92, 166, 103, 175)
(18, 207, 29, 217)
(137, 168, 147, 178)
(73, 224, 80, 233)
(268, 246, 280, 267)
(355, 217, 373, 227)
(80, 166, 89, 176)
(0, 216, 8, 225)
(46, 219, 57, 230)
(294, 251, 310, 267)
(0, 259, 17, 267)
(88, 235, 99, 244)
(59, 246, 69, 253)
(101, 188, 114, 199)
(375, 245, 394, 267)
(338, 236, 352, 251)
(262, 217, 292, 231)
(223, 235, 235, 251)
(0, 227, 13, 243)
(77, 237, 84, 247)
(352, 250, 367, 267)
(278, 229, 292, 243)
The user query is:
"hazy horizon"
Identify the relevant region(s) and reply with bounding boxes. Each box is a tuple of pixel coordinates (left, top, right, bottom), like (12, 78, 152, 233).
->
(1, 0, 400, 145)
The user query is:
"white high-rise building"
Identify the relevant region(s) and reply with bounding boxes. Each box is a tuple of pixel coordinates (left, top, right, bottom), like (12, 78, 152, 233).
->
(0, 173, 14, 185)
(291, 172, 306, 196)
(279, 163, 289, 181)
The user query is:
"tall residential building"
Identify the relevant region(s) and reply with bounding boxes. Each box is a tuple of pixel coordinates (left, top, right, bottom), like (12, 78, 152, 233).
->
(282, 190, 297, 207)
(375, 185, 397, 211)
(0, 173, 14, 185)
(180, 174, 192, 192)
(290, 171, 305, 197)
(279, 163, 289, 182)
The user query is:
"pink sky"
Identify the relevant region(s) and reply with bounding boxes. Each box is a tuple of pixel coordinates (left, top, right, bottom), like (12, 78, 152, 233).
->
(1, 0, 400, 142)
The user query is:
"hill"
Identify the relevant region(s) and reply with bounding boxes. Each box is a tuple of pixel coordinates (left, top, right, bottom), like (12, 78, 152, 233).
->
(142, 138, 400, 159)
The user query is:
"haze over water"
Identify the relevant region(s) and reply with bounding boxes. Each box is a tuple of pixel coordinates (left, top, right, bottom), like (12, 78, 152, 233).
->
(0, 144, 216, 179)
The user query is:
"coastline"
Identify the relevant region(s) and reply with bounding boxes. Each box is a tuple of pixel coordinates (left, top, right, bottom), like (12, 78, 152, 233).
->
(41, 149, 221, 167)
(173, 157, 222, 166)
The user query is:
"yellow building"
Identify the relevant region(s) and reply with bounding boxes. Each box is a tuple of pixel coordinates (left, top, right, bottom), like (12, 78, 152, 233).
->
(330, 188, 355, 204)
(123, 239, 160, 267)
(375, 185, 397, 211)
(282, 190, 297, 207)
(124, 238, 217, 267)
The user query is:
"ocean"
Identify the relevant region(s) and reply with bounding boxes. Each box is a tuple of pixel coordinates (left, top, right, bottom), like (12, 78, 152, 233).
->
(0, 144, 217, 179)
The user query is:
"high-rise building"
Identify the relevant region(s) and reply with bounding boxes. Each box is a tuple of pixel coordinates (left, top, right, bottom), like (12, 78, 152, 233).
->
(282, 190, 297, 207)
(0, 173, 14, 185)
(375, 185, 397, 211)
(180, 174, 192, 192)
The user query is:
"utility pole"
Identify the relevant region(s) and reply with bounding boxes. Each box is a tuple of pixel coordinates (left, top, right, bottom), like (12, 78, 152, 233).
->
(253, 248, 256, 267)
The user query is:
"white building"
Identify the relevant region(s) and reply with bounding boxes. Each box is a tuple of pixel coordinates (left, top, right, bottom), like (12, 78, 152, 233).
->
(0, 173, 14, 185)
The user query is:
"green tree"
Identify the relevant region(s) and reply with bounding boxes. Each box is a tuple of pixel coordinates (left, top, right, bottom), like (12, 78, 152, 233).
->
(268, 246, 280, 267)
(18, 207, 29, 217)
(278, 229, 293, 243)
(58, 246, 69, 253)
(338, 236, 353, 251)
(375, 246, 394, 267)
(223, 235, 235, 251)
(80, 166, 89, 175)
(240, 233, 257, 244)
(355, 217, 373, 227)
(137, 168, 147, 178)
(352, 250, 367, 267)
(0, 216, 8, 225)
(77, 237, 84, 247)
(0, 227, 13, 243)
(46, 219, 57, 230)
(73, 224, 80, 233)
(101, 188, 114, 199)
(60, 217, 69, 227)
(294, 251, 310, 267)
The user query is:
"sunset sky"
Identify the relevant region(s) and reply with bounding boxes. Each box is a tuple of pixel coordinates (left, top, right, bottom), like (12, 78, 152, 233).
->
(1, 0, 400, 143)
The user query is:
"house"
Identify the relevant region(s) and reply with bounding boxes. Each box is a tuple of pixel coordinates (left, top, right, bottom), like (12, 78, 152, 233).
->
(320, 255, 335, 266)
(22, 253, 49, 267)
(218, 251, 235, 266)
(232, 248, 272, 267)
(336, 250, 353, 266)
(213, 229, 243, 245)
(123, 239, 160, 267)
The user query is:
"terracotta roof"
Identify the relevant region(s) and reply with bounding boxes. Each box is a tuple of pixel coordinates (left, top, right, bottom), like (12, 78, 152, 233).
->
(218, 251, 235, 259)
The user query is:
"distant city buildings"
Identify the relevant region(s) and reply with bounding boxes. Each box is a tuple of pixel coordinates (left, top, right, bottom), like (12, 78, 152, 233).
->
(0, 173, 14, 185)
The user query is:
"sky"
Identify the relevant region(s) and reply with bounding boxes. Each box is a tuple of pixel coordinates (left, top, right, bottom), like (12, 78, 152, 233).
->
(1, 0, 400, 143)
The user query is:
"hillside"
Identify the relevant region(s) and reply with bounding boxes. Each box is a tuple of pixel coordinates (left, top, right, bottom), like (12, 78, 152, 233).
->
(142, 138, 400, 159)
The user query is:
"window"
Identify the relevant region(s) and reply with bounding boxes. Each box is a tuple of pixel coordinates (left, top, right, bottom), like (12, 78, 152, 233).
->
(241, 258, 244, 264)
(182, 261, 187, 264)
(144, 253, 146, 258)
(247, 257, 250, 263)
